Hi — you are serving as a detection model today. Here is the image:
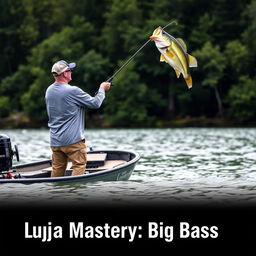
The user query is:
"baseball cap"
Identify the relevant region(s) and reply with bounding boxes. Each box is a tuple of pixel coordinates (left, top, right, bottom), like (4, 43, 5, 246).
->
(51, 60, 76, 75)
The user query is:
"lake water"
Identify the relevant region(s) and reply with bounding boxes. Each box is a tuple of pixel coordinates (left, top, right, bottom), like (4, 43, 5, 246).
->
(0, 128, 256, 207)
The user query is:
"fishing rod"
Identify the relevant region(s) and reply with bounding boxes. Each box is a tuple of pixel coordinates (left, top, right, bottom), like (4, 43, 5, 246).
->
(106, 20, 178, 83)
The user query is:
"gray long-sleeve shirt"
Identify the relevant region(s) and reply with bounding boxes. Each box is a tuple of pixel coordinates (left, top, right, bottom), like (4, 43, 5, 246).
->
(45, 82, 105, 146)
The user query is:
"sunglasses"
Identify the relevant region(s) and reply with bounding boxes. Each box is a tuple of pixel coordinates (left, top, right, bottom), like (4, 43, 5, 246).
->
(65, 69, 72, 73)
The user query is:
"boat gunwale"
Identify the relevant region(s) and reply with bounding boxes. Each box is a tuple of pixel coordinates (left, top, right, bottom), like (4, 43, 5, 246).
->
(0, 150, 140, 183)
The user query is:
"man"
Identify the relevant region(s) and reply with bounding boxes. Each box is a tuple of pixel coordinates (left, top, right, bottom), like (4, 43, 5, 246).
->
(45, 60, 110, 177)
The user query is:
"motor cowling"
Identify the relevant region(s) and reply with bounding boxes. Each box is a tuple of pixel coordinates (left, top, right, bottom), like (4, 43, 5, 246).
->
(0, 134, 19, 173)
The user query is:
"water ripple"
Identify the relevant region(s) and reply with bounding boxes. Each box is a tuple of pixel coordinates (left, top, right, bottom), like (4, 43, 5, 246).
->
(0, 128, 256, 205)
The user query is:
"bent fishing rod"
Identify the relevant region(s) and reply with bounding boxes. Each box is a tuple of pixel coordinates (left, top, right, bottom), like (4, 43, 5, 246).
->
(106, 20, 178, 84)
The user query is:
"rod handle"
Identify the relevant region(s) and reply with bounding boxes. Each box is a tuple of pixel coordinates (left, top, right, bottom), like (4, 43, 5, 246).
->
(106, 78, 114, 86)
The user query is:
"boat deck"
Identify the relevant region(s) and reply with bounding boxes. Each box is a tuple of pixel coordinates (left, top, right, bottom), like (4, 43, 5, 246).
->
(40, 160, 126, 172)
(22, 153, 127, 177)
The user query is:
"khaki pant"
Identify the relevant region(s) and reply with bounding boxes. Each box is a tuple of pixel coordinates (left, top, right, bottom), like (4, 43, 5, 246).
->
(51, 140, 87, 177)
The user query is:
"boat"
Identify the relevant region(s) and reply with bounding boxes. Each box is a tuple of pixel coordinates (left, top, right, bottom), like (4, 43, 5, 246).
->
(0, 150, 140, 184)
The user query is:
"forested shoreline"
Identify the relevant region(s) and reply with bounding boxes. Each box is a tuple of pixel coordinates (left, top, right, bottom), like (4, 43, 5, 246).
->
(0, 0, 256, 128)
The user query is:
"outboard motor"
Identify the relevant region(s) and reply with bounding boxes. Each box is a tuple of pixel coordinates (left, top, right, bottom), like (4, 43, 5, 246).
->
(0, 134, 19, 176)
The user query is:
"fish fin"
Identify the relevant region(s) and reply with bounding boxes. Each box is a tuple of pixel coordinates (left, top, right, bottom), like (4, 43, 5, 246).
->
(166, 50, 174, 59)
(160, 54, 167, 63)
(177, 38, 187, 52)
(187, 54, 198, 68)
(184, 75, 192, 89)
(175, 69, 181, 78)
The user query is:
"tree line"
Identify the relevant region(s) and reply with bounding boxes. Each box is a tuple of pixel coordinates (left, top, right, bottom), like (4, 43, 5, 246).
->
(0, 0, 255, 127)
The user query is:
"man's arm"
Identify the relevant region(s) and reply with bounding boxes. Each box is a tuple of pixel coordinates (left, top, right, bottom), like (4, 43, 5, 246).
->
(71, 82, 110, 109)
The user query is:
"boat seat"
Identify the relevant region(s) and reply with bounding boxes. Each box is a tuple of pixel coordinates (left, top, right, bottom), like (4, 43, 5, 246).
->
(66, 160, 126, 172)
(86, 153, 107, 168)
(85, 160, 126, 172)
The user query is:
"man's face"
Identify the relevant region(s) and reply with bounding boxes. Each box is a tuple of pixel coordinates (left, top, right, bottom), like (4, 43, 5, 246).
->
(64, 69, 72, 82)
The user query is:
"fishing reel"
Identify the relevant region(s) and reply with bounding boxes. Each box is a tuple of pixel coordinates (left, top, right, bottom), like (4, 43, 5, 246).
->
(0, 134, 19, 176)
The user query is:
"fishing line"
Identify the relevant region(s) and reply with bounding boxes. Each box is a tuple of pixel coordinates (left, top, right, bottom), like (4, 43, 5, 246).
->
(106, 20, 178, 83)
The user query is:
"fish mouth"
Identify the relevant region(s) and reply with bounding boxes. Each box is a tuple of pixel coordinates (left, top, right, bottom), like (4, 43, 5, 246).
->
(149, 35, 158, 40)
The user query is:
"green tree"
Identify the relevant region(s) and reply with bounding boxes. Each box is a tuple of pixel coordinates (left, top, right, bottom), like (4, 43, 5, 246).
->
(11, 0, 71, 47)
(27, 16, 94, 71)
(75, 50, 110, 94)
(224, 40, 248, 75)
(0, 0, 24, 78)
(193, 42, 226, 117)
(242, 0, 256, 76)
(21, 67, 50, 119)
(223, 39, 249, 90)
(227, 76, 256, 122)
(0, 96, 10, 117)
(14, 17, 94, 121)
(104, 61, 158, 127)
(0, 0, 255, 126)
(0, 65, 33, 111)
(190, 13, 215, 48)
(101, 0, 143, 62)
(209, 0, 250, 45)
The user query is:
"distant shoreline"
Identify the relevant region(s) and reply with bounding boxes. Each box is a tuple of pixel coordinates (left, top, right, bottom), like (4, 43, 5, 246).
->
(0, 113, 255, 129)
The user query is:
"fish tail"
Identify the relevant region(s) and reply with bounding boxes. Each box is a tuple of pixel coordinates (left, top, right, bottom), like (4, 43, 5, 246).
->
(185, 75, 192, 89)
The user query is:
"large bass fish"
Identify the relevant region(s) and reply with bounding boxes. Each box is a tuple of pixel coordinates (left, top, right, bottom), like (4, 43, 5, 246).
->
(150, 26, 197, 88)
